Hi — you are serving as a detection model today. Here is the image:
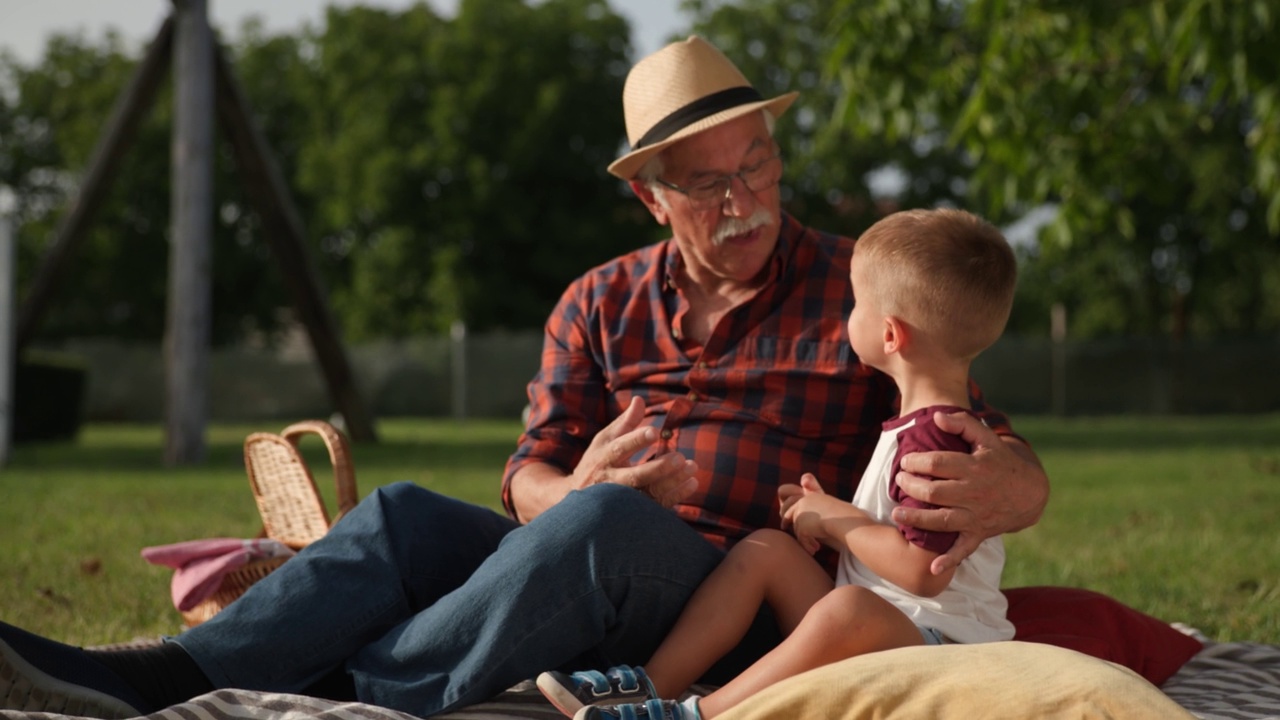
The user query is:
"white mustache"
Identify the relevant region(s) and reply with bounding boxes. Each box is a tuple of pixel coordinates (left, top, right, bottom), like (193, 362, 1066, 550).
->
(713, 208, 773, 245)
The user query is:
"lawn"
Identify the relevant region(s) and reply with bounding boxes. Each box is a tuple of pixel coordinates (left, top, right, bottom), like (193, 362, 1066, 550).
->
(1, 414, 1277, 647)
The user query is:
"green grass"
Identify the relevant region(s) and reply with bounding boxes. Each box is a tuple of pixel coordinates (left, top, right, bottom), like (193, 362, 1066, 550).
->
(1002, 415, 1280, 644)
(2, 415, 1278, 647)
(0, 419, 518, 645)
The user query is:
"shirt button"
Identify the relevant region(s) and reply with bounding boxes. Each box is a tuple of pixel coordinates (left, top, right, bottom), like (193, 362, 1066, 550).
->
(687, 392, 698, 401)
(696, 361, 707, 369)
(660, 429, 673, 440)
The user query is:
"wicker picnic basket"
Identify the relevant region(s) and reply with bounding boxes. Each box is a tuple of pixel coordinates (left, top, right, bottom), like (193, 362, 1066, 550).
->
(180, 419, 359, 627)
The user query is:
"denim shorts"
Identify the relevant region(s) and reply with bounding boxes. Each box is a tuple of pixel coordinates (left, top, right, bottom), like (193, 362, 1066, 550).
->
(918, 626, 949, 645)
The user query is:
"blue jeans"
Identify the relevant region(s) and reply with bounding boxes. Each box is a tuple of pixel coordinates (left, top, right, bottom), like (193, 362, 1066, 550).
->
(174, 482, 779, 717)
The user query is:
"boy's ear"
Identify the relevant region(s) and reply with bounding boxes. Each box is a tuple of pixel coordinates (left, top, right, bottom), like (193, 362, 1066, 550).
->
(883, 315, 908, 355)
(630, 180, 670, 226)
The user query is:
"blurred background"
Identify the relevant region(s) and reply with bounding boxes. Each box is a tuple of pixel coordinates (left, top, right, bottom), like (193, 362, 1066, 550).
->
(2, 0, 1277, 444)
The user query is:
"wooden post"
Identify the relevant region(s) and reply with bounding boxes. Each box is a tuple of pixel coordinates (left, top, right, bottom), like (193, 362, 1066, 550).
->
(164, 0, 214, 465)
(14, 17, 173, 356)
(17, 6, 377, 446)
(212, 43, 379, 442)
(0, 214, 14, 466)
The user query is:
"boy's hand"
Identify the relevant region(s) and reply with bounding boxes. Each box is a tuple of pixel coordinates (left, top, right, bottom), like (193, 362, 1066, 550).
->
(781, 473, 839, 554)
(777, 482, 804, 516)
(778, 473, 826, 520)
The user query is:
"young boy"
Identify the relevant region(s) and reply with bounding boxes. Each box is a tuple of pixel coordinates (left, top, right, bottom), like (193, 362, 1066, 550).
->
(535, 208, 1020, 720)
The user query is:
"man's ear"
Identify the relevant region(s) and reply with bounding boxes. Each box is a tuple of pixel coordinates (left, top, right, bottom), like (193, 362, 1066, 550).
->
(630, 180, 670, 225)
(883, 315, 909, 355)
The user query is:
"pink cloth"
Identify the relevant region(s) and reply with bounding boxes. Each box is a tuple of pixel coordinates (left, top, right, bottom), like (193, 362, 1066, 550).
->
(141, 538, 295, 611)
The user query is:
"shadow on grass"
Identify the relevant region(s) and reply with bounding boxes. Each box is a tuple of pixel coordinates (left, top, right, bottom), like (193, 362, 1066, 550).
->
(320, 438, 519, 471)
(7, 435, 520, 476)
(1016, 414, 1280, 453)
(8, 440, 244, 473)
(16, 415, 1275, 475)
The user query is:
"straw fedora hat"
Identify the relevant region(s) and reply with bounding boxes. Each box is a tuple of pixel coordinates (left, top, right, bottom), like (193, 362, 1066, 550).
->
(607, 35, 799, 180)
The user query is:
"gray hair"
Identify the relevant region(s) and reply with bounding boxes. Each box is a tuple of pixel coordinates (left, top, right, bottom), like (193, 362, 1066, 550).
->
(637, 155, 672, 208)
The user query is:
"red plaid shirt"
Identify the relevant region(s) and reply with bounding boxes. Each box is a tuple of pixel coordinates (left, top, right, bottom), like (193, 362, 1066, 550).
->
(502, 213, 1015, 565)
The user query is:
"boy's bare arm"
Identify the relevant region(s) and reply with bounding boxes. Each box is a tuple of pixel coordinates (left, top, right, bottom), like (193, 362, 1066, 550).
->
(821, 509, 957, 597)
(783, 474, 957, 597)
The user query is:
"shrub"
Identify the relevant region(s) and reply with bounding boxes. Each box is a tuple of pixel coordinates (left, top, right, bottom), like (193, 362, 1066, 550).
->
(13, 350, 88, 443)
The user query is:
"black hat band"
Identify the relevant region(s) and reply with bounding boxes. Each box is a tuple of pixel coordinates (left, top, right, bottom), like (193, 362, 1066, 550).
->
(633, 86, 764, 150)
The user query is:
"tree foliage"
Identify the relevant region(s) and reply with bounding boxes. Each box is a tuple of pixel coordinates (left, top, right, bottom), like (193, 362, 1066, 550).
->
(0, 0, 655, 345)
(0, 29, 292, 344)
(2, 32, 176, 342)
(292, 0, 651, 337)
(824, 0, 1280, 338)
(681, 0, 973, 240)
(5, 0, 1278, 344)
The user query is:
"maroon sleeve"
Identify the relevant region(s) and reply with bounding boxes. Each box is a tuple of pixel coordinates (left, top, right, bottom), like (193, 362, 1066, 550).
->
(887, 410, 974, 553)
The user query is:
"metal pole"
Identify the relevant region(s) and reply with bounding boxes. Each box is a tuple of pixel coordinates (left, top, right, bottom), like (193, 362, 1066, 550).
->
(1050, 302, 1067, 417)
(0, 213, 14, 466)
(451, 320, 467, 420)
(164, 0, 214, 465)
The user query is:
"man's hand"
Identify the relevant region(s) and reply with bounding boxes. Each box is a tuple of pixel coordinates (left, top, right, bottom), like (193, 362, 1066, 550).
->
(569, 397, 699, 508)
(891, 410, 1049, 576)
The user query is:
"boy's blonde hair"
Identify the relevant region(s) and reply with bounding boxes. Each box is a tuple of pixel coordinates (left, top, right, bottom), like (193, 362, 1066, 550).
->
(854, 208, 1017, 361)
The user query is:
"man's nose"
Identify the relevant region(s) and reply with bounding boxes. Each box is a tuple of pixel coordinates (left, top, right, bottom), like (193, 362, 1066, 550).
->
(721, 174, 757, 216)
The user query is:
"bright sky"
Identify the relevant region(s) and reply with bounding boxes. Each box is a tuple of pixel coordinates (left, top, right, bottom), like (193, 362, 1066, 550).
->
(0, 0, 690, 65)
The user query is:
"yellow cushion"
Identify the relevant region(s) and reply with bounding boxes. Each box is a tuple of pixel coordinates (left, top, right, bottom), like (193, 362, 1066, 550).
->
(715, 641, 1194, 720)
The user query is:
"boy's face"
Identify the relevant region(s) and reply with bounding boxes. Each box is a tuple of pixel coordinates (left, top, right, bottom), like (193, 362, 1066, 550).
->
(847, 249, 887, 372)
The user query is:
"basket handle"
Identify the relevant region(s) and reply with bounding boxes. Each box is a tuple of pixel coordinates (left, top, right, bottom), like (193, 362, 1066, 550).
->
(280, 420, 360, 520)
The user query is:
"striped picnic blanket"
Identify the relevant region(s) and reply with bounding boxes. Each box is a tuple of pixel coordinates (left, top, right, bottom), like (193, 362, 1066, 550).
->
(2, 640, 1277, 720)
(1162, 640, 1280, 720)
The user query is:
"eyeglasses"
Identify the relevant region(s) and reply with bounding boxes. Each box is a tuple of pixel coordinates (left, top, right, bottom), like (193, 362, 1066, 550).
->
(655, 154, 783, 211)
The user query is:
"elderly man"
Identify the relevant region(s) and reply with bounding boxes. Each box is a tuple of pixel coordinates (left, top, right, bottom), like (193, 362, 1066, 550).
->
(0, 36, 1046, 719)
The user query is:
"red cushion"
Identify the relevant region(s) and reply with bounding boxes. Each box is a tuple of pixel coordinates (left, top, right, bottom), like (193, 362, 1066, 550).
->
(1003, 586, 1203, 685)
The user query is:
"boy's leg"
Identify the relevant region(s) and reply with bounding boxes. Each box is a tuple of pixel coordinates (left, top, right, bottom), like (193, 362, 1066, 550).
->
(343, 483, 749, 717)
(643, 529, 834, 699)
(697, 584, 923, 718)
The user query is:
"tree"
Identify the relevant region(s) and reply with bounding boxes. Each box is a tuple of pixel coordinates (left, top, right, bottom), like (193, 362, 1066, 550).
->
(0, 29, 290, 345)
(826, 0, 1280, 338)
(681, 0, 971, 240)
(1, 33, 171, 342)
(1, 0, 661, 344)
(292, 0, 655, 338)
